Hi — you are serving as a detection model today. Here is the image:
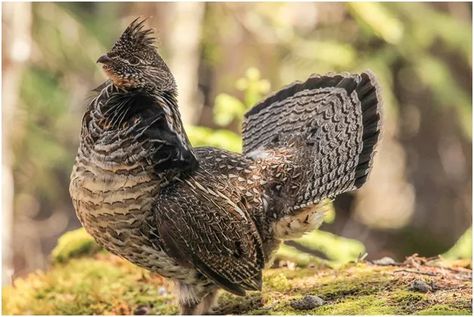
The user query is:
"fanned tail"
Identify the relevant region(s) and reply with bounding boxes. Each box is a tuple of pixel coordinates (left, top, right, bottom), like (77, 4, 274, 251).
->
(242, 71, 382, 209)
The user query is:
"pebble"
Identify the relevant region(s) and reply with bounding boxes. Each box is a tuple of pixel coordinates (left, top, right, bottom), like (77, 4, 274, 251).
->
(410, 280, 432, 293)
(372, 257, 397, 266)
(133, 305, 150, 315)
(158, 286, 167, 296)
(290, 295, 325, 310)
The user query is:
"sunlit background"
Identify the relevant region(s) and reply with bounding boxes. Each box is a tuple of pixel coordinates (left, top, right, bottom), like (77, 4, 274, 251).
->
(2, 2, 472, 284)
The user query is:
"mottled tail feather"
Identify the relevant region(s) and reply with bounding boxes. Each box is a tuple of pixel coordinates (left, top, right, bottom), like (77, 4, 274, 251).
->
(354, 72, 382, 188)
(242, 71, 382, 207)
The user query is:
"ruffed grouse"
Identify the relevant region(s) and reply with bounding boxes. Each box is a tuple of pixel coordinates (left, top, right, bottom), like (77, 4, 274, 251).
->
(70, 18, 382, 314)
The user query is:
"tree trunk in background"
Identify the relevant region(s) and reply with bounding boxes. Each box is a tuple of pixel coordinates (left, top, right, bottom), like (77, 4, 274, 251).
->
(2, 2, 32, 284)
(166, 2, 205, 125)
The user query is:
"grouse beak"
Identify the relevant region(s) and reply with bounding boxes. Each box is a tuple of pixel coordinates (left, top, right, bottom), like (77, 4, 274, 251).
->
(96, 55, 113, 64)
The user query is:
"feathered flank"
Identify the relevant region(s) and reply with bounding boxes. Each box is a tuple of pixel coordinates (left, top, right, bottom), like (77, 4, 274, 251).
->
(112, 17, 156, 51)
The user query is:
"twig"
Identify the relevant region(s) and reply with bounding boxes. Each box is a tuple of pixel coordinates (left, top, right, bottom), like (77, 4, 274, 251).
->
(393, 269, 437, 276)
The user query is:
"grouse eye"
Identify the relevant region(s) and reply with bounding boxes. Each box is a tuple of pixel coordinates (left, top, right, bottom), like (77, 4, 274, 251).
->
(128, 56, 140, 65)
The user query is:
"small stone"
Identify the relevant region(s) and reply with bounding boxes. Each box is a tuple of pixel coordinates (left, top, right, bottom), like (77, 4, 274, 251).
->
(158, 286, 167, 295)
(290, 295, 325, 310)
(287, 261, 297, 271)
(410, 280, 432, 293)
(372, 256, 397, 266)
(133, 305, 150, 315)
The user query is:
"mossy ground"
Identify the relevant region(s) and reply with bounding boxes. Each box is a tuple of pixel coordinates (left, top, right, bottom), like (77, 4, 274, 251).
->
(3, 229, 472, 315)
(216, 260, 471, 315)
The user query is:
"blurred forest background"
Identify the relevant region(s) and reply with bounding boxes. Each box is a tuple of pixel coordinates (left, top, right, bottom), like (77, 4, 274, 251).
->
(2, 2, 472, 283)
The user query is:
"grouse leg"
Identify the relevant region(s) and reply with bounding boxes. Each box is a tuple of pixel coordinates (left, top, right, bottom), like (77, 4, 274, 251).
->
(197, 288, 219, 314)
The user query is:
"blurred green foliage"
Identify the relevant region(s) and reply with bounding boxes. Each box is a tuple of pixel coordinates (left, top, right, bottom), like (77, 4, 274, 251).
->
(443, 227, 472, 260)
(187, 67, 270, 152)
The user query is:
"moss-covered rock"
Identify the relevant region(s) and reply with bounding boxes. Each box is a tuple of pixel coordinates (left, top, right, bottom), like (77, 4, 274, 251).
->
(3, 229, 472, 315)
(443, 227, 472, 261)
(51, 228, 102, 263)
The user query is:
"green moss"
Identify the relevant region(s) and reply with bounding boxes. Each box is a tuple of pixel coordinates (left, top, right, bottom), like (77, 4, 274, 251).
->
(416, 304, 471, 315)
(312, 295, 396, 315)
(387, 289, 428, 314)
(51, 228, 101, 263)
(3, 256, 176, 315)
(263, 272, 291, 292)
(216, 292, 264, 315)
(391, 290, 426, 304)
(311, 266, 393, 299)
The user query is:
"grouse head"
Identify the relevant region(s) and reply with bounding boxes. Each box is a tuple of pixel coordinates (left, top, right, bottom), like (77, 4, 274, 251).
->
(97, 18, 176, 92)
